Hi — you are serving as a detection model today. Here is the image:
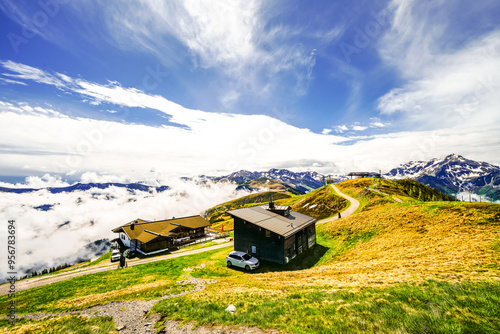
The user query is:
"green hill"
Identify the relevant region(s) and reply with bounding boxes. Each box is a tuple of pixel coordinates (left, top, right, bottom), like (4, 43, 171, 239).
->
(205, 185, 349, 230)
(2, 179, 499, 334)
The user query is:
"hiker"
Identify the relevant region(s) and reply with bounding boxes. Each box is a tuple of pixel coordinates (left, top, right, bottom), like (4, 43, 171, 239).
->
(338, 212, 341, 219)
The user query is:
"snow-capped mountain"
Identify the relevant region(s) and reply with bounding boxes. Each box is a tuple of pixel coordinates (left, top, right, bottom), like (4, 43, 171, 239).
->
(212, 168, 328, 193)
(385, 154, 500, 201)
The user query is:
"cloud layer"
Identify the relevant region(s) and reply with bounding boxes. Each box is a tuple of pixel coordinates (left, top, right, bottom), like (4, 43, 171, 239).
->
(0, 178, 248, 281)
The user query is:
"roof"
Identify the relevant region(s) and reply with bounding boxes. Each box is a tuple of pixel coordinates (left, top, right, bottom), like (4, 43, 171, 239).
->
(112, 215, 210, 244)
(227, 206, 316, 238)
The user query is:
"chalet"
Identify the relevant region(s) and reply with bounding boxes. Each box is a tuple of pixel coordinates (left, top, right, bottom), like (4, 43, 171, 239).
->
(112, 215, 210, 255)
(347, 172, 381, 179)
(227, 202, 316, 264)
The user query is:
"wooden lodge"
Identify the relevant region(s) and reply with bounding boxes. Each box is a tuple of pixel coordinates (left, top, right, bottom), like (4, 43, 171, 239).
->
(112, 215, 210, 255)
(347, 172, 381, 179)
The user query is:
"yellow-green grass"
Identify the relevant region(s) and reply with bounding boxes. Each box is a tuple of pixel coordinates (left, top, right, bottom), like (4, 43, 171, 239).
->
(208, 186, 349, 232)
(152, 201, 500, 333)
(153, 280, 500, 334)
(0, 315, 115, 334)
(3, 196, 498, 333)
(290, 185, 348, 220)
(205, 191, 293, 226)
(0, 249, 230, 315)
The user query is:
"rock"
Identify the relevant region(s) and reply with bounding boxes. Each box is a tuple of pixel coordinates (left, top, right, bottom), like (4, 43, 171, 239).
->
(225, 304, 236, 314)
(116, 324, 126, 331)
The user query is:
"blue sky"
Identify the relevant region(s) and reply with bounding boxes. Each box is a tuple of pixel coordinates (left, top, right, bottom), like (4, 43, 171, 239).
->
(0, 0, 499, 184)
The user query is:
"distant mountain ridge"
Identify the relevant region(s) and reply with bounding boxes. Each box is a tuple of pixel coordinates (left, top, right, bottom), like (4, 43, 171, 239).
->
(385, 154, 500, 201)
(0, 182, 170, 194)
(210, 168, 326, 193)
(2, 155, 498, 200)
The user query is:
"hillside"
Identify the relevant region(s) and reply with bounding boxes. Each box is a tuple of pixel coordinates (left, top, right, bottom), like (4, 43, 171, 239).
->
(204, 185, 349, 231)
(204, 191, 294, 226)
(1, 179, 499, 333)
(149, 193, 500, 333)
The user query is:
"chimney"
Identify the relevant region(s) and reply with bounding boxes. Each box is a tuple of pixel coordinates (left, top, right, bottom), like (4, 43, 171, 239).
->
(131, 222, 135, 230)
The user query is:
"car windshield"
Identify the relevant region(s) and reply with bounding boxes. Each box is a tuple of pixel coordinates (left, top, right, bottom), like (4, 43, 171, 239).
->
(242, 254, 252, 261)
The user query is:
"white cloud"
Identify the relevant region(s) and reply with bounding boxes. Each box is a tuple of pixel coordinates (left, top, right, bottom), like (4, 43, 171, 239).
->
(1, 62, 499, 181)
(334, 125, 349, 133)
(321, 128, 332, 135)
(370, 122, 386, 128)
(24, 174, 70, 188)
(351, 125, 368, 131)
(0, 179, 249, 282)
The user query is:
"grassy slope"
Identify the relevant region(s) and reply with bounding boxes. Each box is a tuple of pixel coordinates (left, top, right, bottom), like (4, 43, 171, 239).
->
(150, 182, 500, 333)
(289, 185, 348, 220)
(0, 249, 231, 315)
(3, 179, 499, 333)
(206, 185, 349, 231)
(1, 315, 115, 334)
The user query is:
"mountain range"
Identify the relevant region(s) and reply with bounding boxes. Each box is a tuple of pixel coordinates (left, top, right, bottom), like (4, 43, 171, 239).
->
(385, 154, 500, 201)
(209, 168, 327, 193)
(1, 154, 498, 201)
(0, 182, 170, 194)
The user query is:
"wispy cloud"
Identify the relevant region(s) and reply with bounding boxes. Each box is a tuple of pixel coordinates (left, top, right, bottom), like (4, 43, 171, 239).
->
(0, 1, 321, 107)
(1, 61, 499, 181)
(377, 1, 500, 131)
(0, 77, 26, 85)
(2, 60, 65, 88)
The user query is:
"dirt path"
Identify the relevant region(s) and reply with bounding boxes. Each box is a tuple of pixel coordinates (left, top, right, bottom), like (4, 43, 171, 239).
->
(317, 184, 360, 225)
(11, 270, 278, 334)
(0, 241, 234, 295)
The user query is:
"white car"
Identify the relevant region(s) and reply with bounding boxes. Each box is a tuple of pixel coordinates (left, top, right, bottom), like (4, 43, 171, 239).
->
(226, 251, 259, 271)
(111, 249, 121, 262)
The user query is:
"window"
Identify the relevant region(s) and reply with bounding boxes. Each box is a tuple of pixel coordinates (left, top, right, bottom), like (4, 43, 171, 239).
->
(265, 230, 271, 237)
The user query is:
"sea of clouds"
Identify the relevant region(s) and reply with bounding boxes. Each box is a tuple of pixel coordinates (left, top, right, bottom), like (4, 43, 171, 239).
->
(0, 177, 248, 283)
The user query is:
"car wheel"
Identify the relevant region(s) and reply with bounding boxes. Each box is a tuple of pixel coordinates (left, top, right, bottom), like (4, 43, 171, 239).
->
(227, 261, 232, 268)
(245, 265, 250, 271)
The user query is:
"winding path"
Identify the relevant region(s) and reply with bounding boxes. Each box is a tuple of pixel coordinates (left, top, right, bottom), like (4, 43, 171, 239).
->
(317, 184, 360, 225)
(0, 240, 234, 295)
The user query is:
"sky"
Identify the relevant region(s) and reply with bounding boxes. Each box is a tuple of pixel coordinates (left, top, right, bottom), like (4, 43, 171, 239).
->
(1, 0, 500, 185)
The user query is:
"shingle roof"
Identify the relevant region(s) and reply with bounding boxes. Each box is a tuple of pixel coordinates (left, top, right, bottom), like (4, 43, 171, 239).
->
(227, 206, 316, 238)
(112, 215, 210, 243)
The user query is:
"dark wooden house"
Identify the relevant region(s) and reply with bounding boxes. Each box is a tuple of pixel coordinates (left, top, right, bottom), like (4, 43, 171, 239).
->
(112, 215, 210, 255)
(227, 203, 317, 264)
